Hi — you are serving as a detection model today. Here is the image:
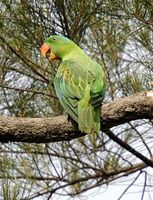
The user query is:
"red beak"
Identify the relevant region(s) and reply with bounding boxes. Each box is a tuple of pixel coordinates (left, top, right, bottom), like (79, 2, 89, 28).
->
(40, 43, 50, 57)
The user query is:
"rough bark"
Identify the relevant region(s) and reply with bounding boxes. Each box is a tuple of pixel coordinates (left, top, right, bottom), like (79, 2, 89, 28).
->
(0, 91, 153, 143)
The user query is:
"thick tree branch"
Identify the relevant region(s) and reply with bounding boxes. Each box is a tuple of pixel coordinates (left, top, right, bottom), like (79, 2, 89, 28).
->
(0, 91, 153, 143)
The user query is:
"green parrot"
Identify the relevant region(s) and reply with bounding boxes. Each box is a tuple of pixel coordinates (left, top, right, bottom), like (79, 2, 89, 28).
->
(40, 35, 106, 134)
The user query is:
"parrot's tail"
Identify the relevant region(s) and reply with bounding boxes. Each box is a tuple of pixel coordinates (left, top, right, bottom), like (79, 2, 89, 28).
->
(78, 99, 101, 134)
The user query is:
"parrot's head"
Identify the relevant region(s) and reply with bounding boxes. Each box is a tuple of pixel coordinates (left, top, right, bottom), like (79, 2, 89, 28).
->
(40, 35, 77, 61)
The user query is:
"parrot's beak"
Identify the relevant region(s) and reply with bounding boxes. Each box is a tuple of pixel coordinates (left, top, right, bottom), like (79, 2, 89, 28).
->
(40, 43, 50, 57)
(40, 43, 57, 60)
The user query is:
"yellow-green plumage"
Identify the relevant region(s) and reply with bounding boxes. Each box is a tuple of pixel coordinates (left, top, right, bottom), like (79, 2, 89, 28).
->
(41, 35, 106, 134)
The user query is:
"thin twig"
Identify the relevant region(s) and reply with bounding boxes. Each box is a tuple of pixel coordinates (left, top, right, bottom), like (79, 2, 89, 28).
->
(103, 129, 153, 168)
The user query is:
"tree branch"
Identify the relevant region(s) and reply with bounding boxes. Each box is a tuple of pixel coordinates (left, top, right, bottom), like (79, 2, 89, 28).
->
(0, 91, 153, 143)
(103, 129, 153, 168)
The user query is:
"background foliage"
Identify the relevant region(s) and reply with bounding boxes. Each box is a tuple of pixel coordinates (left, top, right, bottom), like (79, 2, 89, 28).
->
(0, 0, 153, 199)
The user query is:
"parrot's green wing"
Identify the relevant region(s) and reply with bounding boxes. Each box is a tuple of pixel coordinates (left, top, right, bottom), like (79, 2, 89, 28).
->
(54, 60, 105, 134)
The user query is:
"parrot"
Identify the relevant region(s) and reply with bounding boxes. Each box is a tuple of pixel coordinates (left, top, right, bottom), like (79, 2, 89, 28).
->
(40, 35, 106, 134)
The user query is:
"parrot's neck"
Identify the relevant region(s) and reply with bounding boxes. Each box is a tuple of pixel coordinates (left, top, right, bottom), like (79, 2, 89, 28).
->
(62, 49, 90, 63)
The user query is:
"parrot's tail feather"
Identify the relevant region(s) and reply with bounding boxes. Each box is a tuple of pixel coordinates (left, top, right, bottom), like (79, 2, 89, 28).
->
(78, 99, 101, 134)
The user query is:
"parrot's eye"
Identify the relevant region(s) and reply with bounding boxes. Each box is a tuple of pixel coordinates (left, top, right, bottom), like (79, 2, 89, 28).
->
(53, 37, 57, 41)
